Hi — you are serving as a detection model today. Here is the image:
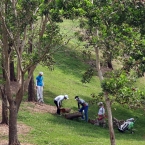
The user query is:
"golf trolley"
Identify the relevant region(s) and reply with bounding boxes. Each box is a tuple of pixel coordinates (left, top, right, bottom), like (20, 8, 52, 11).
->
(118, 117, 138, 134)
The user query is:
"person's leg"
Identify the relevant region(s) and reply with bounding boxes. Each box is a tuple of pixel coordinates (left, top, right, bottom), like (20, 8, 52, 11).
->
(37, 86, 41, 102)
(54, 100, 60, 115)
(79, 107, 84, 119)
(57, 108, 60, 115)
(84, 106, 88, 122)
(39, 86, 44, 103)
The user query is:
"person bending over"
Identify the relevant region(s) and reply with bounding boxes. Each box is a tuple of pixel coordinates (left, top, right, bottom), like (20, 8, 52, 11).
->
(54, 95, 69, 115)
(75, 96, 89, 122)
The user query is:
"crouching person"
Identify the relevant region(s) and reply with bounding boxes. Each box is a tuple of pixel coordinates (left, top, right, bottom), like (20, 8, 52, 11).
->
(75, 96, 89, 122)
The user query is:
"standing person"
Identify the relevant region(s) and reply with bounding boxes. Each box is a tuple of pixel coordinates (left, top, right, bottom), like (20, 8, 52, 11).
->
(97, 102, 105, 120)
(75, 96, 89, 122)
(95, 102, 106, 126)
(54, 95, 69, 115)
(88, 102, 106, 126)
(36, 72, 44, 103)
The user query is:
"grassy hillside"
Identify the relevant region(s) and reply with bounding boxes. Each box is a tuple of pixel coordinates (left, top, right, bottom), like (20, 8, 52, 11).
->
(1, 19, 145, 145)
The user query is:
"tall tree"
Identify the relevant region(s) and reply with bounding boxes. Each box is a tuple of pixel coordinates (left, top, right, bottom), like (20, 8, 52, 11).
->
(0, 85, 8, 125)
(70, 0, 145, 145)
(0, 0, 65, 144)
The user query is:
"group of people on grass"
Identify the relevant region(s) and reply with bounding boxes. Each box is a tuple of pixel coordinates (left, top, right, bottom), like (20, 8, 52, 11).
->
(35, 72, 106, 123)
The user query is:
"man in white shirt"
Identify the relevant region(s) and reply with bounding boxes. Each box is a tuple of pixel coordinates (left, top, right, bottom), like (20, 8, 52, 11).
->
(54, 95, 69, 115)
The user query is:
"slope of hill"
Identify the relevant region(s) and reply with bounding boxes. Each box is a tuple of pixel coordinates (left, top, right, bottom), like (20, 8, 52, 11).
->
(0, 19, 145, 145)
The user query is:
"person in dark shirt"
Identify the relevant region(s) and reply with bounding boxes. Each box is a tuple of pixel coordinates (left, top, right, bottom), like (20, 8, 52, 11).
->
(75, 96, 89, 122)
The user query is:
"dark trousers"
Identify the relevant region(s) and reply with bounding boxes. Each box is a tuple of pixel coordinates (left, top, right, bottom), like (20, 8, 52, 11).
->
(79, 106, 89, 122)
(54, 100, 60, 115)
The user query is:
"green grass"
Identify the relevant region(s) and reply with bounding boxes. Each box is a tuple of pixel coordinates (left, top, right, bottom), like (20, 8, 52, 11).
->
(18, 49, 145, 145)
(17, 103, 145, 145)
(1, 19, 145, 145)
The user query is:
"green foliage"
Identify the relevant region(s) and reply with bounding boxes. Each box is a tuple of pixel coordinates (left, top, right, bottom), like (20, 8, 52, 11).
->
(81, 67, 94, 83)
(101, 70, 135, 94)
(101, 70, 144, 108)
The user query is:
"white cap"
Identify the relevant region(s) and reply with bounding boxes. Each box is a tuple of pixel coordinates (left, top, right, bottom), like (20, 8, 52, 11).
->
(64, 95, 69, 99)
(39, 72, 43, 75)
(98, 102, 103, 106)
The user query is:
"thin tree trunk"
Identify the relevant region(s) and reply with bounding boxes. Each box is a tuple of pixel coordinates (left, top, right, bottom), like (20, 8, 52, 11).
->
(27, 25, 36, 102)
(107, 52, 113, 70)
(0, 86, 8, 125)
(95, 46, 103, 81)
(28, 75, 36, 102)
(105, 92, 116, 145)
(9, 101, 20, 145)
(95, 46, 116, 145)
(10, 61, 16, 81)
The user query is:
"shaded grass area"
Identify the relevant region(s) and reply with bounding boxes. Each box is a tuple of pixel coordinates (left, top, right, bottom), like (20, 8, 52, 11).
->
(18, 104, 145, 145)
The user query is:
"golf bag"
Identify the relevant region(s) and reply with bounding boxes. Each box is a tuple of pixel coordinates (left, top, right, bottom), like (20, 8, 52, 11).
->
(118, 118, 136, 133)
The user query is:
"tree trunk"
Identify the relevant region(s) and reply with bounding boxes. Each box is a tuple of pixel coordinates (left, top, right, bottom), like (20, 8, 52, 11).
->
(10, 61, 16, 81)
(9, 101, 20, 145)
(107, 52, 113, 70)
(105, 92, 116, 145)
(0, 86, 8, 125)
(95, 46, 116, 145)
(95, 46, 103, 81)
(28, 75, 36, 102)
(27, 24, 36, 102)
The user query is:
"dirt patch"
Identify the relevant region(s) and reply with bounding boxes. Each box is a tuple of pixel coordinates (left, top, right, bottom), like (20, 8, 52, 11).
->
(24, 102, 57, 114)
(0, 140, 33, 145)
(0, 101, 57, 145)
(0, 123, 32, 145)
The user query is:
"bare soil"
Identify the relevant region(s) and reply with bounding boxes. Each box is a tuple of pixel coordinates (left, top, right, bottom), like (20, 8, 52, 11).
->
(0, 100, 57, 145)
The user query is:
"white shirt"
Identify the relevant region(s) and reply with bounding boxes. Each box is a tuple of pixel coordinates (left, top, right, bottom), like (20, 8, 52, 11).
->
(54, 95, 65, 107)
(98, 107, 105, 115)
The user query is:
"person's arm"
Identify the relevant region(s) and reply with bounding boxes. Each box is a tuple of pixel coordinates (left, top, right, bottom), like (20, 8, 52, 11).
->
(102, 107, 105, 115)
(36, 77, 38, 88)
(57, 96, 63, 108)
(78, 102, 80, 109)
(57, 100, 60, 108)
(42, 77, 44, 87)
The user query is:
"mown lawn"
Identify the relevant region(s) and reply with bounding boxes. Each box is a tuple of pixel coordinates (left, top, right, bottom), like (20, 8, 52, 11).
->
(1, 19, 145, 145)
(17, 102, 145, 145)
(21, 19, 145, 145)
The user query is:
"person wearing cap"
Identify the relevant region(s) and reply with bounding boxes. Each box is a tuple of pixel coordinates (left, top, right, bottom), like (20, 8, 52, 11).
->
(97, 102, 105, 120)
(36, 72, 44, 103)
(88, 102, 106, 126)
(54, 95, 69, 115)
(94, 102, 106, 126)
(75, 96, 89, 122)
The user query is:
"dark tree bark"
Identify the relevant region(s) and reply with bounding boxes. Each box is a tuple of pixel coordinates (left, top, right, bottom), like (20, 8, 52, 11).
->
(1, 62, 6, 79)
(107, 61, 113, 70)
(27, 26, 36, 102)
(9, 101, 20, 145)
(10, 61, 16, 81)
(28, 75, 36, 102)
(0, 86, 8, 125)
